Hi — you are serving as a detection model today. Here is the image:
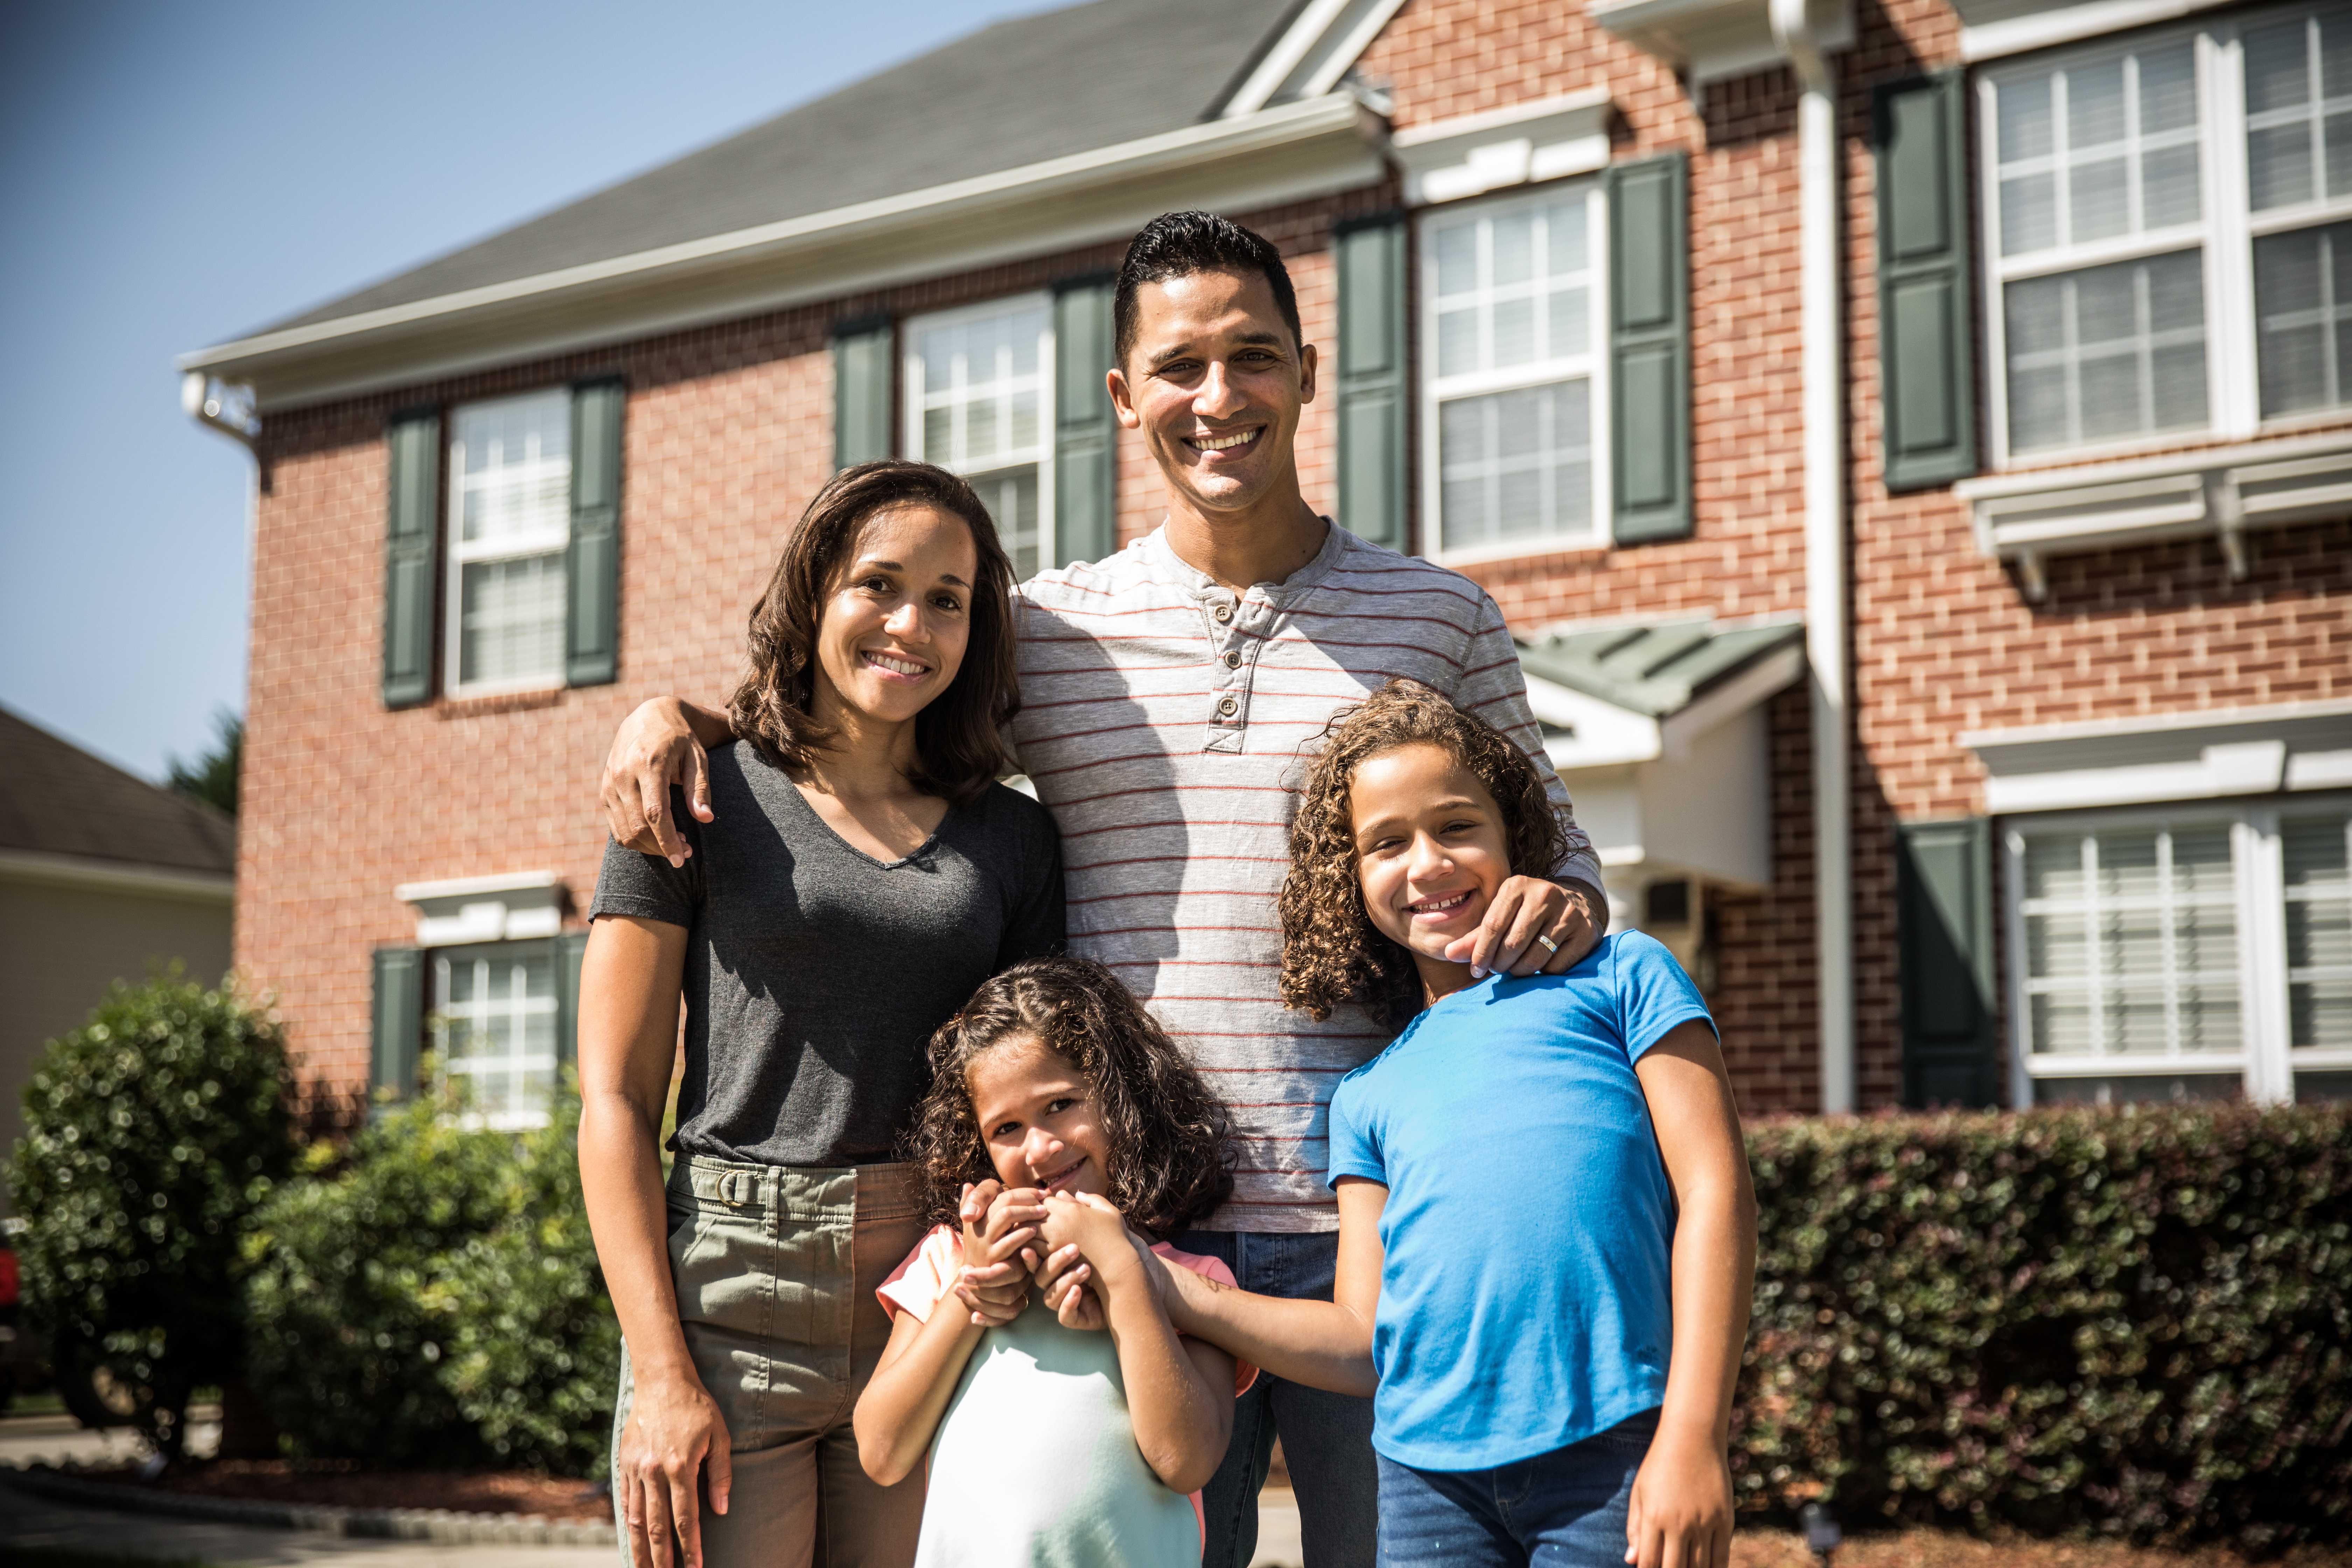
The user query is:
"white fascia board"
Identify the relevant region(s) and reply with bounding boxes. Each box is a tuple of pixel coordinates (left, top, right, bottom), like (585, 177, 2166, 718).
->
(1657, 639, 1806, 757)
(1521, 674, 1663, 768)
(1967, 698, 2352, 814)
(397, 870, 566, 946)
(394, 870, 563, 903)
(1392, 90, 1616, 206)
(1958, 696, 2352, 754)
(0, 848, 234, 905)
(1957, 0, 2234, 62)
(1222, 0, 1412, 117)
(181, 95, 1384, 412)
(1587, 0, 1853, 82)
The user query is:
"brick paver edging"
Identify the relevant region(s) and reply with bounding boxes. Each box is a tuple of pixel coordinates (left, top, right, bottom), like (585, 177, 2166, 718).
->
(0, 1463, 618, 1546)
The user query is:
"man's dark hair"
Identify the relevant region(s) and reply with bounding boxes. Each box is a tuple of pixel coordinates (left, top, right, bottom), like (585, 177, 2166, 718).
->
(1113, 210, 1303, 368)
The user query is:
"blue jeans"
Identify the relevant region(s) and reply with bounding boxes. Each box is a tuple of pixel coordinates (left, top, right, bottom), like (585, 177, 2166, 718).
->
(1374, 1408, 1660, 1568)
(1171, 1228, 1378, 1568)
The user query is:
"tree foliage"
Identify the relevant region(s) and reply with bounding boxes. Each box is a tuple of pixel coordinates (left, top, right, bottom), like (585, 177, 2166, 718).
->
(165, 709, 241, 818)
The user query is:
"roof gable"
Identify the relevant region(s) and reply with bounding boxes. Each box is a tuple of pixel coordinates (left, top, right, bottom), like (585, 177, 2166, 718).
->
(270, 0, 1303, 336)
(0, 708, 237, 876)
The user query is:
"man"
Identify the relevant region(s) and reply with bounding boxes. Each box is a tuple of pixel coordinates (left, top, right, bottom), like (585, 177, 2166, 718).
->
(598, 211, 1608, 1568)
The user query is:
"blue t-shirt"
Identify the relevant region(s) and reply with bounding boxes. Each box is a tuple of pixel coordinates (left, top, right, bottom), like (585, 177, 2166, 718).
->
(1324, 930, 1712, 1472)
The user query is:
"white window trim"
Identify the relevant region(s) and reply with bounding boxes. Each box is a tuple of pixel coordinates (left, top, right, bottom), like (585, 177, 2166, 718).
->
(2002, 792, 2352, 1106)
(1419, 180, 1613, 568)
(443, 387, 572, 699)
(1980, 3, 2352, 472)
(902, 293, 1056, 572)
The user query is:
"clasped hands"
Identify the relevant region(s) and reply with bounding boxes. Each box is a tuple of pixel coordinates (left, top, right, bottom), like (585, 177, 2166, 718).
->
(950, 1179, 1155, 1332)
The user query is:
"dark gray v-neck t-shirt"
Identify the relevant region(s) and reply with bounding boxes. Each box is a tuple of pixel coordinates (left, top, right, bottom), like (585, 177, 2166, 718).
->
(589, 741, 1065, 1167)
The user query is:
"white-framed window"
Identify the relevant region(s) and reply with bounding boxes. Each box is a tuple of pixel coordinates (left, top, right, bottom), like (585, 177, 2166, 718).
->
(431, 941, 559, 1128)
(1981, 4, 2352, 466)
(446, 388, 572, 694)
(906, 296, 1054, 578)
(1421, 183, 1607, 560)
(2004, 796, 2352, 1105)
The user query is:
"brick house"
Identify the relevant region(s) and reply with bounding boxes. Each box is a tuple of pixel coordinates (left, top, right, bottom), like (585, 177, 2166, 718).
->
(180, 0, 2352, 1127)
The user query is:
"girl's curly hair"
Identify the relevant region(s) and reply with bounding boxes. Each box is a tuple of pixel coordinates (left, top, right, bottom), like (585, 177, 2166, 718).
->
(903, 955, 1235, 1241)
(1279, 679, 1570, 1028)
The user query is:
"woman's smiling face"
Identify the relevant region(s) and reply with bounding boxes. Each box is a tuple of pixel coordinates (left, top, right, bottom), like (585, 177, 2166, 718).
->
(965, 1034, 1113, 1200)
(1348, 742, 1514, 966)
(808, 503, 978, 729)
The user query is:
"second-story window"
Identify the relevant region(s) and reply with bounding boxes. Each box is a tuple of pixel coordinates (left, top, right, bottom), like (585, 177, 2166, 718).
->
(1982, 4, 2352, 464)
(908, 297, 1054, 577)
(448, 388, 572, 693)
(1421, 184, 1603, 558)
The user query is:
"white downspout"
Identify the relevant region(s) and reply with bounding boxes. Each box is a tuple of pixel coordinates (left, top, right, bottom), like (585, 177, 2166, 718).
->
(1772, 0, 1855, 1114)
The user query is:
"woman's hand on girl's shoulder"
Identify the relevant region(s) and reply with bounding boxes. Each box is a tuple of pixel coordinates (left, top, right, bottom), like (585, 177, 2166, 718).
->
(951, 1180, 1046, 1326)
(1624, 1422, 1734, 1568)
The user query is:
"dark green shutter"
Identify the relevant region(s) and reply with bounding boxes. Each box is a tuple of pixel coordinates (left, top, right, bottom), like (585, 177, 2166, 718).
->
(1874, 72, 1977, 492)
(1335, 212, 1407, 550)
(1896, 818, 1999, 1108)
(1053, 276, 1118, 567)
(833, 315, 896, 470)
(1605, 153, 1693, 543)
(382, 408, 441, 707)
(370, 945, 426, 1102)
(566, 377, 625, 687)
(554, 930, 590, 1074)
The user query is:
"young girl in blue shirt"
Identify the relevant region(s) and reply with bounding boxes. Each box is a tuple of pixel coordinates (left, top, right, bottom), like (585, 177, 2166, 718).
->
(1039, 680, 1757, 1568)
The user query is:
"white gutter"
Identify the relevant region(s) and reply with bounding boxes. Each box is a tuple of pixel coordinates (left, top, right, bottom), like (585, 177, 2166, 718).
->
(178, 93, 1385, 411)
(180, 371, 259, 447)
(1772, 0, 1855, 1115)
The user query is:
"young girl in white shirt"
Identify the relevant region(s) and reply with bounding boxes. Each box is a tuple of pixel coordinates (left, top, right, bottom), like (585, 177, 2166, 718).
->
(853, 955, 1256, 1568)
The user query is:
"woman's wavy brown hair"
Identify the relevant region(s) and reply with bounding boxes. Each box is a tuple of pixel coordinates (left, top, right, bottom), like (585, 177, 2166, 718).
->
(904, 955, 1235, 1241)
(726, 460, 1017, 805)
(1279, 679, 1570, 1028)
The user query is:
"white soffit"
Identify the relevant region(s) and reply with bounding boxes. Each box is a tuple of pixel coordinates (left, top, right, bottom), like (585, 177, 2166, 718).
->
(1392, 91, 1616, 207)
(1222, 0, 1413, 118)
(181, 94, 1385, 412)
(1964, 700, 2352, 814)
(1588, 0, 1854, 84)
(396, 870, 566, 947)
(1952, 0, 2236, 62)
(1958, 430, 2352, 600)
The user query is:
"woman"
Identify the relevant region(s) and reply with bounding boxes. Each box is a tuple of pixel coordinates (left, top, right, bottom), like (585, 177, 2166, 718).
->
(578, 460, 1065, 1568)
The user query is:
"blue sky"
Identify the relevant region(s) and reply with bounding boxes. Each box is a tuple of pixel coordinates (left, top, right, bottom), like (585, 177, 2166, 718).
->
(0, 0, 1054, 783)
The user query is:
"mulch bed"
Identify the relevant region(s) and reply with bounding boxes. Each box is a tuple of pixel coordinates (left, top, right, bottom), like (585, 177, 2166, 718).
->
(65, 1460, 612, 1522)
(1728, 1530, 2352, 1568)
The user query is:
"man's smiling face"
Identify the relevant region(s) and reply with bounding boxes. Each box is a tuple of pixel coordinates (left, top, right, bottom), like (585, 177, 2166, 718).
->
(1109, 267, 1317, 523)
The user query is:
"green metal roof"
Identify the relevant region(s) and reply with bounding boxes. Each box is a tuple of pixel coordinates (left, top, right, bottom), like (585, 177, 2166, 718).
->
(1514, 620, 1806, 718)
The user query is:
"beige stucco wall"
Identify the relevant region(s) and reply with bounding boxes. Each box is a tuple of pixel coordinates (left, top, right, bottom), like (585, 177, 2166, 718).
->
(0, 875, 233, 1211)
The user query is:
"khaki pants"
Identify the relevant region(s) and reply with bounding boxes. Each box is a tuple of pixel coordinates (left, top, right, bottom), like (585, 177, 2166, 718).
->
(615, 1155, 928, 1568)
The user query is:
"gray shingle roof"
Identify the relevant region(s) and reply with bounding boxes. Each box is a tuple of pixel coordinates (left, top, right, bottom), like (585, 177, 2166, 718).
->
(271, 0, 1306, 334)
(0, 708, 237, 876)
(1516, 621, 1807, 717)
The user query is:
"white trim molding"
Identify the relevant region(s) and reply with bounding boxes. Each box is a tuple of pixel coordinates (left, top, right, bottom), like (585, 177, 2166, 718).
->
(178, 94, 1386, 412)
(0, 848, 234, 906)
(1222, 0, 1413, 118)
(395, 870, 567, 946)
(1952, 0, 2238, 62)
(1588, 0, 1854, 86)
(1392, 91, 1616, 206)
(1957, 430, 2352, 599)
(1965, 699, 2352, 814)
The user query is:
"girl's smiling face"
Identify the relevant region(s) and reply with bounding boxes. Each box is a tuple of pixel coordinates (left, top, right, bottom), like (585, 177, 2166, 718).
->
(965, 1034, 1113, 1199)
(1349, 742, 1514, 971)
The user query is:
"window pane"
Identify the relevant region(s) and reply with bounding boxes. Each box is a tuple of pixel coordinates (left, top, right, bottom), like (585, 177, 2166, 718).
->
(459, 553, 566, 688)
(2070, 158, 2131, 243)
(2296, 1070, 2352, 1101)
(2005, 251, 2207, 451)
(1436, 380, 1593, 551)
(2140, 44, 2198, 134)
(1424, 195, 1593, 384)
(2001, 173, 2058, 256)
(2256, 221, 2352, 415)
(432, 944, 557, 1127)
(1999, 76, 2055, 162)
(971, 465, 1041, 580)
(454, 390, 570, 548)
(1436, 224, 1477, 297)
(2247, 19, 2312, 114)
(2035, 1074, 2241, 1105)
(2142, 144, 2201, 230)
(2285, 814, 2352, 1051)
(2069, 58, 2127, 150)
(915, 303, 1049, 471)
(2245, 13, 2352, 209)
(2019, 824, 2242, 1063)
(2251, 122, 2317, 209)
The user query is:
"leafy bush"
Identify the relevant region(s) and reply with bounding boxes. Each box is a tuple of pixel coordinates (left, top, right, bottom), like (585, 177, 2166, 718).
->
(8, 973, 294, 1457)
(241, 1078, 617, 1474)
(1731, 1103, 2352, 1549)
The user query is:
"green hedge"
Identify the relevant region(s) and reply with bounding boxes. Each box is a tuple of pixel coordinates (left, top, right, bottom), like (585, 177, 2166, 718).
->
(240, 1081, 617, 1475)
(9, 974, 294, 1456)
(1731, 1104, 2352, 1549)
